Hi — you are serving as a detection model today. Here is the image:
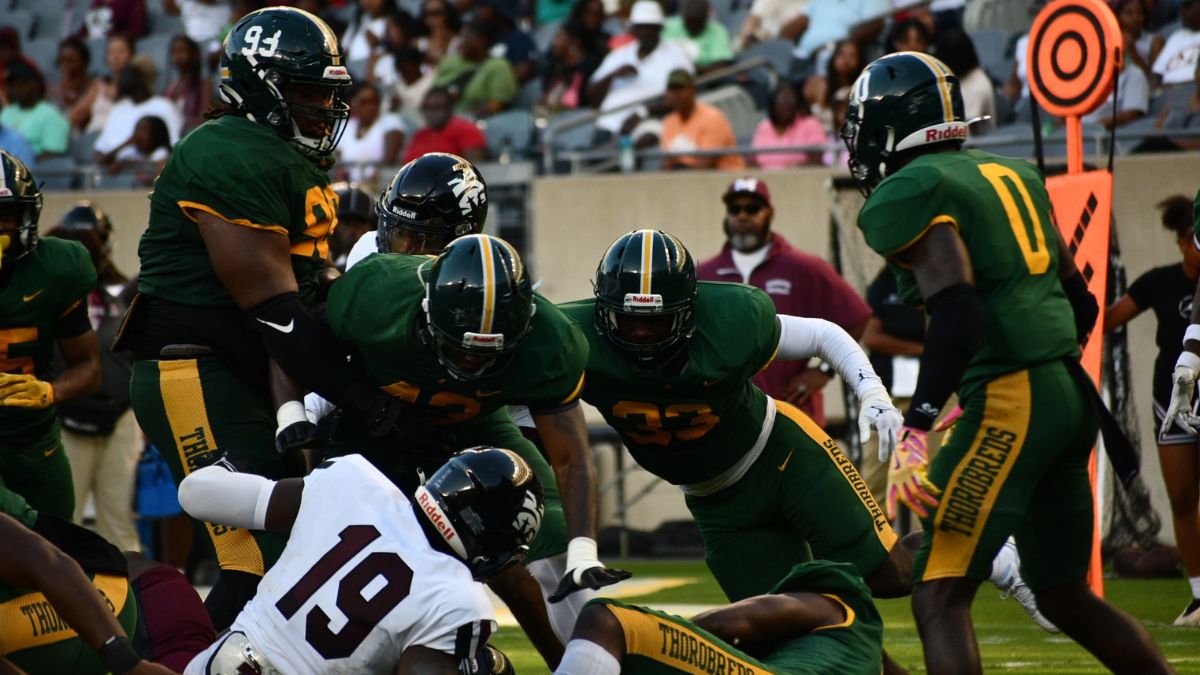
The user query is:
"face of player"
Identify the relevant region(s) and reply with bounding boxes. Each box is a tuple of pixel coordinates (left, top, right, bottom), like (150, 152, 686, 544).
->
(387, 228, 451, 255)
(288, 82, 339, 137)
(724, 196, 772, 253)
(615, 312, 677, 345)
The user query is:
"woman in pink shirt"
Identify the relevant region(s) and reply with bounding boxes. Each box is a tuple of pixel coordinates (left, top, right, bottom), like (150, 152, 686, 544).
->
(751, 81, 826, 169)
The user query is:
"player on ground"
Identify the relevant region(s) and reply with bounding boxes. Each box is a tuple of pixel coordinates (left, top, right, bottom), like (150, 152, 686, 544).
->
(0, 150, 101, 520)
(178, 447, 543, 675)
(846, 51, 1170, 674)
(555, 561, 882, 675)
(120, 7, 407, 629)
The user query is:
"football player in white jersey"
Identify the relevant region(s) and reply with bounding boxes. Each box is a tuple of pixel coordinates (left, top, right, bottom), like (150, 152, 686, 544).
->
(177, 447, 544, 675)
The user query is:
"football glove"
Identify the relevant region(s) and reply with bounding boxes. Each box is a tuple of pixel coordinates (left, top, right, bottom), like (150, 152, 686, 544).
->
(1162, 351, 1200, 435)
(548, 537, 632, 603)
(934, 405, 964, 433)
(0, 373, 54, 409)
(859, 387, 904, 462)
(274, 401, 323, 455)
(887, 427, 941, 520)
(461, 645, 516, 675)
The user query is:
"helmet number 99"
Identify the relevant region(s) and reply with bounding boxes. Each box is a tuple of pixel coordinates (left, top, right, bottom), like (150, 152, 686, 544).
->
(241, 26, 282, 58)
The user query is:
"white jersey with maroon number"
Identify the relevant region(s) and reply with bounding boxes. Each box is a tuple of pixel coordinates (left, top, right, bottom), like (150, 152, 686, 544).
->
(230, 454, 494, 674)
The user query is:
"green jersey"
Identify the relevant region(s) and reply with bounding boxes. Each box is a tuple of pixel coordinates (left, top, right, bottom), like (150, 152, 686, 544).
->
(327, 254, 588, 423)
(138, 115, 339, 307)
(559, 282, 780, 485)
(0, 238, 96, 440)
(858, 149, 1078, 399)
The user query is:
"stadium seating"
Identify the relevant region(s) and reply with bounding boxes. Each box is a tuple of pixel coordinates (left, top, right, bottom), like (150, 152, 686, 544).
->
(2, 10, 35, 41)
(482, 109, 536, 160)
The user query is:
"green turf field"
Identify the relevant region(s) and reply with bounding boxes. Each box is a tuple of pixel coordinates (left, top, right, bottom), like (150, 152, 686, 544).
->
(494, 560, 1200, 673)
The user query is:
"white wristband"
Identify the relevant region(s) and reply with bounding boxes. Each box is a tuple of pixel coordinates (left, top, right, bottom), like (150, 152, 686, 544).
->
(566, 536, 602, 572)
(275, 401, 307, 433)
(1185, 324, 1200, 346)
(1177, 350, 1200, 371)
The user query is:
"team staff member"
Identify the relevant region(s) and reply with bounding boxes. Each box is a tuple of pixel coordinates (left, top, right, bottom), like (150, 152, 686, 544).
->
(120, 7, 402, 630)
(1110, 195, 1200, 626)
(697, 178, 872, 427)
(848, 51, 1169, 673)
(0, 150, 101, 521)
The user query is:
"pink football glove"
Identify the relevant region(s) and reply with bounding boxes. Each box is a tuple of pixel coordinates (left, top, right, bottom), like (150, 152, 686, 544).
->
(934, 404, 964, 432)
(887, 427, 941, 520)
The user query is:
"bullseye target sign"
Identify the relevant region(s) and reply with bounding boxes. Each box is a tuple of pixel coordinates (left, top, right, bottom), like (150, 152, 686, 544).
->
(1027, 0, 1123, 118)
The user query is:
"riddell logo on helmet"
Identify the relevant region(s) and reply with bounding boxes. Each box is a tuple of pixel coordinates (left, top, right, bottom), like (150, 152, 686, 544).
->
(925, 126, 967, 142)
(418, 491, 458, 543)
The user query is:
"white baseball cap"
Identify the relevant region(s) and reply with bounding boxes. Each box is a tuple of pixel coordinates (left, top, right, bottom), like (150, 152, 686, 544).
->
(629, 0, 665, 26)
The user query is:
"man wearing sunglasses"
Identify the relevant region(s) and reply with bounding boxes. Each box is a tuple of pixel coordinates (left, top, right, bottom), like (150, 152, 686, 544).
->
(697, 177, 872, 427)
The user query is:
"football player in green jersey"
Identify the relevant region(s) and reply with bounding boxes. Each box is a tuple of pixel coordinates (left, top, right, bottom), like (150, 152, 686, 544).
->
(318, 233, 629, 665)
(122, 7, 408, 630)
(556, 561, 882, 675)
(549, 229, 907, 605)
(845, 51, 1169, 674)
(0, 150, 101, 521)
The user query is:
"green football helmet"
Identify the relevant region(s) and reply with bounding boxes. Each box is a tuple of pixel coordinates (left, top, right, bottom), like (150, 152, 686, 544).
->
(841, 51, 967, 192)
(420, 234, 534, 380)
(218, 7, 352, 158)
(593, 229, 696, 372)
(0, 150, 42, 273)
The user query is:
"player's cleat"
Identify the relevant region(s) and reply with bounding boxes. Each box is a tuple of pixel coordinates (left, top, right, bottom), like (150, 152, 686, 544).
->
(1174, 599, 1200, 627)
(991, 540, 1059, 633)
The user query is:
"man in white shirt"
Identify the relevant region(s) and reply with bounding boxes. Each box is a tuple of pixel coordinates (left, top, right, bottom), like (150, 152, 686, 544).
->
(794, 0, 890, 60)
(179, 447, 542, 675)
(1153, 0, 1200, 86)
(587, 0, 693, 136)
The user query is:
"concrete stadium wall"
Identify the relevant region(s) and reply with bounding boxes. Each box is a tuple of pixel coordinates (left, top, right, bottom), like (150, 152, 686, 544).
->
(41, 152, 1200, 537)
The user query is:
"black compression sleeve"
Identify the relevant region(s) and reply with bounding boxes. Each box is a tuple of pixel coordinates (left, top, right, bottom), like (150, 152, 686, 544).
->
(54, 298, 92, 339)
(904, 283, 985, 430)
(247, 292, 362, 404)
(1061, 272, 1099, 344)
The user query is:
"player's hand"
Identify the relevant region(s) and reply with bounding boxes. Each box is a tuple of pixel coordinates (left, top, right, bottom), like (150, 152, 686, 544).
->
(464, 644, 515, 675)
(0, 373, 54, 409)
(1163, 351, 1200, 435)
(548, 537, 632, 603)
(858, 387, 903, 462)
(934, 404, 964, 432)
(274, 401, 324, 455)
(887, 427, 941, 520)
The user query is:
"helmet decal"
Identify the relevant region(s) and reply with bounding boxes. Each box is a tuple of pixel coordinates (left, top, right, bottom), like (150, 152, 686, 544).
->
(639, 229, 654, 294)
(910, 51, 955, 123)
(415, 486, 470, 559)
(448, 160, 487, 217)
(479, 234, 497, 334)
(512, 490, 542, 543)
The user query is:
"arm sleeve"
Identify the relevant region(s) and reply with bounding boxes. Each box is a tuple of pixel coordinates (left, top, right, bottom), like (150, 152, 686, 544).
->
(904, 283, 985, 429)
(177, 462, 275, 530)
(777, 315, 885, 397)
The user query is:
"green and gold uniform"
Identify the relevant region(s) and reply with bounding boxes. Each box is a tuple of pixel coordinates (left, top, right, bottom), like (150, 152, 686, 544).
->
(129, 115, 340, 580)
(0, 487, 137, 674)
(561, 282, 896, 601)
(591, 560, 882, 675)
(0, 237, 96, 519)
(325, 253, 584, 559)
(858, 149, 1096, 589)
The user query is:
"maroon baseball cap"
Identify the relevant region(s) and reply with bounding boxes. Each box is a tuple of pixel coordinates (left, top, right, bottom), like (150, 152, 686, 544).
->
(722, 177, 772, 207)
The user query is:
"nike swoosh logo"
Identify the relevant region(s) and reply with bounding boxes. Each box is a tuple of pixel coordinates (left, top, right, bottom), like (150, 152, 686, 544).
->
(23, 290, 44, 302)
(43, 447, 57, 457)
(777, 450, 794, 472)
(702, 375, 727, 387)
(256, 318, 295, 334)
(475, 389, 503, 397)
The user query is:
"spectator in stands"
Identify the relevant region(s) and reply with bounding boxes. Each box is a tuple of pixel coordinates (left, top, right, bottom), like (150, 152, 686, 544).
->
(1117, 0, 1164, 79)
(793, 0, 889, 66)
(697, 176, 871, 426)
(93, 64, 182, 160)
(335, 84, 406, 182)
(751, 80, 825, 168)
(475, 0, 538, 85)
(419, 0, 462, 65)
(99, 114, 171, 185)
(733, 0, 807, 51)
(566, 0, 612, 64)
(434, 20, 517, 117)
(82, 0, 148, 41)
(365, 10, 422, 88)
(402, 85, 486, 163)
(50, 38, 96, 133)
(885, 16, 932, 54)
(660, 68, 744, 169)
(0, 29, 20, 102)
(1104, 195, 1200, 627)
(541, 23, 602, 114)
(82, 33, 134, 135)
(805, 38, 861, 132)
(343, 0, 391, 68)
(0, 121, 35, 168)
(163, 0, 231, 49)
(383, 46, 437, 115)
(539, 0, 575, 27)
(164, 34, 211, 133)
(1153, 0, 1200, 87)
(936, 28, 996, 131)
(1, 60, 70, 157)
(663, 0, 735, 72)
(1083, 51, 1150, 129)
(588, 0, 693, 139)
